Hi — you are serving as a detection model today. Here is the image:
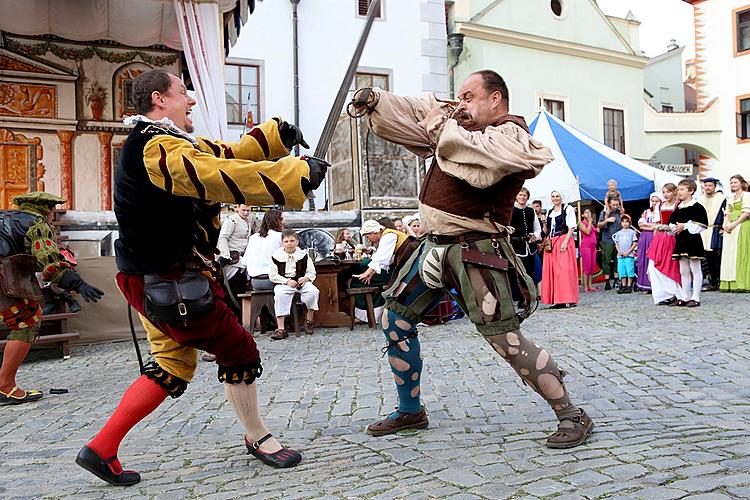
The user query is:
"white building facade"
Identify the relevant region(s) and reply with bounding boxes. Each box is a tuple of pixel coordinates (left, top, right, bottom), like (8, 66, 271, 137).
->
(448, 0, 720, 179)
(214, 0, 449, 210)
(684, 0, 750, 185)
(449, 0, 651, 159)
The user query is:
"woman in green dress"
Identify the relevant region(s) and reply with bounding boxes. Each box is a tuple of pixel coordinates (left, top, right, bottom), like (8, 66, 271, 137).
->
(720, 175, 750, 292)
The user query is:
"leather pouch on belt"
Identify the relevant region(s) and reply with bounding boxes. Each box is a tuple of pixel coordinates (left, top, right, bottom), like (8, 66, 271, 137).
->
(0, 254, 43, 301)
(460, 248, 509, 271)
(143, 271, 215, 326)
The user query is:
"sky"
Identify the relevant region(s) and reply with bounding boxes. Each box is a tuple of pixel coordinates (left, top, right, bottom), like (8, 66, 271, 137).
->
(596, 0, 695, 60)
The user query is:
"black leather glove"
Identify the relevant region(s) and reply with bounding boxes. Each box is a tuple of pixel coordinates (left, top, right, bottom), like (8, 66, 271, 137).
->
(301, 156, 330, 194)
(217, 256, 232, 267)
(279, 121, 309, 149)
(57, 270, 104, 303)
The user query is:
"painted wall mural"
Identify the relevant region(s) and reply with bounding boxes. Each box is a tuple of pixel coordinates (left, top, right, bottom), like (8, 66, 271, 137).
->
(0, 82, 57, 118)
(113, 62, 152, 120)
(0, 128, 45, 209)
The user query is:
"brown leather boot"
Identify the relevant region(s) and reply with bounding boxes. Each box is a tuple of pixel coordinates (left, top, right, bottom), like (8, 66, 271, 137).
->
(546, 408, 594, 449)
(366, 407, 428, 436)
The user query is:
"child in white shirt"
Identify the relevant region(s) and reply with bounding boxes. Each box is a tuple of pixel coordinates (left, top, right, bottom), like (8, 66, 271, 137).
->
(268, 229, 319, 339)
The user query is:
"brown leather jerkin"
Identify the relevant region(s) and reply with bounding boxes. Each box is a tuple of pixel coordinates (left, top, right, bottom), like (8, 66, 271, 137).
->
(0, 254, 43, 301)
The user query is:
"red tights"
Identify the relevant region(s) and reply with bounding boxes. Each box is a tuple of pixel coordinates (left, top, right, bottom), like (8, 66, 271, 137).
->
(87, 375, 168, 474)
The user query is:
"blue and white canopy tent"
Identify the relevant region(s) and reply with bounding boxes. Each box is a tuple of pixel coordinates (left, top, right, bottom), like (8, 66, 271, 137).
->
(524, 110, 691, 207)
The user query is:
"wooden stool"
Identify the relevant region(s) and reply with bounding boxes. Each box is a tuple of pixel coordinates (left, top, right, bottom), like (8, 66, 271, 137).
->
(347, 287, 380, 330)
(240, 290, 275, 334)
(290, 292, 307, 336)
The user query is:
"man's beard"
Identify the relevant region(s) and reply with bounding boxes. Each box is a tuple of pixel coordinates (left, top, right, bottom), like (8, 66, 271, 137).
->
(185, 122, 194, 134)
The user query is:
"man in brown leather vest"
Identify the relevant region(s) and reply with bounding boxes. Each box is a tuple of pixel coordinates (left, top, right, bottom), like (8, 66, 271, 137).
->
(350, 70, 594, 449)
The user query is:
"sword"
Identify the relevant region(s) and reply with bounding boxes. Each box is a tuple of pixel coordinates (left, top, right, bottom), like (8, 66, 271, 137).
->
(308, 0, 381, 209)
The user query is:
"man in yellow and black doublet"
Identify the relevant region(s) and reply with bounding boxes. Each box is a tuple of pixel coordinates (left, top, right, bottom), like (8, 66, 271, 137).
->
(77, 69, 326, 486)
(0, 192, 104, 405)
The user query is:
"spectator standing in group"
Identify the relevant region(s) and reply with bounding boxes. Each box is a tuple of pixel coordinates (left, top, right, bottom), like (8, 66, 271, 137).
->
(668, 179, 708, 307)
(541, 191, 578, 308)
(720, 174, 750, 292)
(698, 177, 726, 291)
(636, 193, 662, 293)
(510, 187, 541, 283)
(268, 229, 319, 339)
(612, 214, 638, 294)
(597, 198, 623, 290)
(578, 207, 598, 292)
(531, 199, 547, 282)
(647, 183, 682, 305)
(217, 204, 253, 318)
(393, 218, 405, 232)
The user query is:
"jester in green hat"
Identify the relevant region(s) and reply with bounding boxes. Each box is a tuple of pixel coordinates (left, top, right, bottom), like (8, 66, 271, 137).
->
(0, 192, 103, 405)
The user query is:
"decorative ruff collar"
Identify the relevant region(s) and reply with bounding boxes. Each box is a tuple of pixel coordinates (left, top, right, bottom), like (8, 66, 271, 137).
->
(124, 115, 198, 147)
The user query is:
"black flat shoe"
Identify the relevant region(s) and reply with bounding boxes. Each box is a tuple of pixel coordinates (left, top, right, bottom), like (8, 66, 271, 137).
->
(75, 445, 140, 486)
(245, 434, 302, 468)
(658, 297, 677, 306)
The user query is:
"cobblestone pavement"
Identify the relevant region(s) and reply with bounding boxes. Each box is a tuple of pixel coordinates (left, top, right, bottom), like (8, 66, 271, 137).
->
(1, 290, 749, 499)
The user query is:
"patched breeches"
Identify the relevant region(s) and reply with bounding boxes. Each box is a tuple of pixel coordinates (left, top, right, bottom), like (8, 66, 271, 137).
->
(384, 238, 536, 336)
(484, 330, 570, 409)
(382, 238, 569, 411)
(0, 295, 41, 343)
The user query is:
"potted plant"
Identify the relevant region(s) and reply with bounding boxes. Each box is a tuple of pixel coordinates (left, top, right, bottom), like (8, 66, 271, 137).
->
(85, 82, 107, 121)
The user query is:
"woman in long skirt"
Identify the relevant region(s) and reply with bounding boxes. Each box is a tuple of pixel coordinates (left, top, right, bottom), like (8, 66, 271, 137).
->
(647, 184, 681, 304)
(636, 193, 661, 292)
(541, 191, 579, 308)
(720, 175, 750, 292)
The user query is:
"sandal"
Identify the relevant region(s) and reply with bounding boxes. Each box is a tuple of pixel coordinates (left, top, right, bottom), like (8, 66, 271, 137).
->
(304, 319, 314, 335)
(546, 408, 594, 449)
(270, 328, 288, 340)
(245, 434, 302, 468)
(0, 386, 43, 405)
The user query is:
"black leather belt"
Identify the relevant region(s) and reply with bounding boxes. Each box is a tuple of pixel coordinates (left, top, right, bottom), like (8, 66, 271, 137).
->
(427, 231, 505, 245)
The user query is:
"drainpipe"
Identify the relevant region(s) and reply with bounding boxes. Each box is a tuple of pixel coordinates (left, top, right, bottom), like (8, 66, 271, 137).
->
(447, 33, 465, 99)
(291, 0, 301, 156)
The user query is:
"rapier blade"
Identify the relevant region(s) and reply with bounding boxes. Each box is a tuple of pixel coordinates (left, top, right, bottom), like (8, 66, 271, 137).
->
(314, 0, 381, 159)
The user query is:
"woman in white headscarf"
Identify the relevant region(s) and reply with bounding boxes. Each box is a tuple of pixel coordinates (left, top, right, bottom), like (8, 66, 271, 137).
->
(636, 192, 662, 292)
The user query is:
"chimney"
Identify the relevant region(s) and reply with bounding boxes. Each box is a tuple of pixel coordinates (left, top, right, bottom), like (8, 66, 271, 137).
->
(667, 39, 679, 51)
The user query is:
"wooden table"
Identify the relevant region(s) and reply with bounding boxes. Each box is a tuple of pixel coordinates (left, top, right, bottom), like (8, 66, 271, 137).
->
(314, 260, 361, 327)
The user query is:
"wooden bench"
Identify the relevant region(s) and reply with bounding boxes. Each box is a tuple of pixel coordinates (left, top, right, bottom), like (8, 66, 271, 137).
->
(0, 312, 79, 359)
(346, 287, 380, 330)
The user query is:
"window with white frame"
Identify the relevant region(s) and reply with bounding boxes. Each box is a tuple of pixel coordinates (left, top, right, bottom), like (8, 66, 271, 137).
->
(543, 98, 565, 121)
(225, 63, 260, 126)
(603, 108, 625, 154)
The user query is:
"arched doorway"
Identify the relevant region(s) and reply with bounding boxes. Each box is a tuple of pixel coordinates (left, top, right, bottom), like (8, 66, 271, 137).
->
(0, 128, 45, 209)
(649, 142, 718, 181)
